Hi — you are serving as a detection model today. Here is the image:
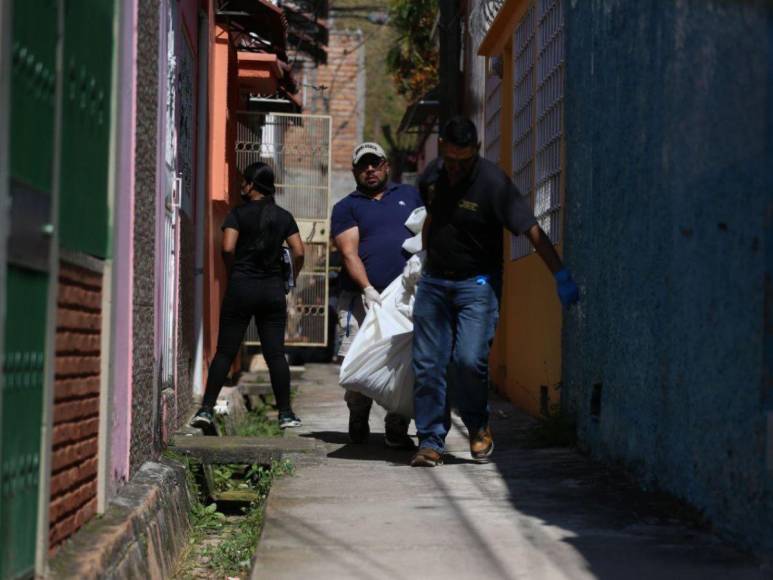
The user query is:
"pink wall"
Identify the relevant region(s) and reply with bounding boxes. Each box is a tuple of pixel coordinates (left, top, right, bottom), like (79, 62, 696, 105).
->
(110, 0, 138, 490)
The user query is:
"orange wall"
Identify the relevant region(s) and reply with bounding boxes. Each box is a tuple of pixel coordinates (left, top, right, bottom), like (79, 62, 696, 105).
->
(204, 24, 238, 373)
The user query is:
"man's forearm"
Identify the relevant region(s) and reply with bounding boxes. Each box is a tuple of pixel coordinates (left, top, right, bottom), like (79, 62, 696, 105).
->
(527, 225, 563, 274)
(342, 253, 371, 290)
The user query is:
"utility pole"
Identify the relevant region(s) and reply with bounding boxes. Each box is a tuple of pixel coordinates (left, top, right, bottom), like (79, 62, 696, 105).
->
(438, 0, 461, 127)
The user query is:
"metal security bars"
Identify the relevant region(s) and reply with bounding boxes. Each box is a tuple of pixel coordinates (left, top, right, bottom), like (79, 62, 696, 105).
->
(484, 66, 502, 164)
(510, 4, 536, 261)
(535, 0, 563, 244)
(235, 112, 332, 347)
(510, 0, 564, 260)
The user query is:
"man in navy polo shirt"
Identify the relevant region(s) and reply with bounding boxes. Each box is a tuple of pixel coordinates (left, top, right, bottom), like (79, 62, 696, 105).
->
(331, 142, 423, 449)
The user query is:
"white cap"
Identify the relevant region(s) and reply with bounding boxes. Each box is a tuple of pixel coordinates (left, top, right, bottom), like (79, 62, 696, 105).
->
(352, 142, 387, 165)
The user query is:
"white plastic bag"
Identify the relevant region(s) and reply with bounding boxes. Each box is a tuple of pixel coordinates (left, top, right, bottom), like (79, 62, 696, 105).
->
(404, 206, 426, 234)
(401, 207, 426, 255)
(338, 209, 426, 418)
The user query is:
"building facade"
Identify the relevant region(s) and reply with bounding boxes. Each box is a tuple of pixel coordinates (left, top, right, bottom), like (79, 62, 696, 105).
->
(1, 0, 339, 572)
(477, 0, 772, 558)
(0, 0, 314, 575)
(560, 0, 773, 557)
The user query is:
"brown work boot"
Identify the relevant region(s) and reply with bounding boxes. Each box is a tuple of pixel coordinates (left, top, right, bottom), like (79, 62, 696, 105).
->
(410, 447, 443, 467)
(469, 425, 494, 461)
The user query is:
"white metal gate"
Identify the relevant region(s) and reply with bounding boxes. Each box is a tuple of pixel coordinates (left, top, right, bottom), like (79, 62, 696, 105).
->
(235, 112, 332, 347)
(159, 0, 189, 386)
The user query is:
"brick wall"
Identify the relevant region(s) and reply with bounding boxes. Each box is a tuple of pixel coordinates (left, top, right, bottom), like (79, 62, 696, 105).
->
(49, 261, 102, 552)
(312, 30, 365, 171)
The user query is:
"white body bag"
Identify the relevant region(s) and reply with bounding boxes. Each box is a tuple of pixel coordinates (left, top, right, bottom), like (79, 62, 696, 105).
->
(338, 207, 426, 418)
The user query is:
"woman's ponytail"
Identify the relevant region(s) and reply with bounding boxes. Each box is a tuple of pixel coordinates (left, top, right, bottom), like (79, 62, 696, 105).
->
(241, 162, 283, 268)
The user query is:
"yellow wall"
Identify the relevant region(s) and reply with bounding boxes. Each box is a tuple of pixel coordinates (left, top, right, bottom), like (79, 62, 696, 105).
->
(485, 16, 564, 417)
(496, 247, 563, 417)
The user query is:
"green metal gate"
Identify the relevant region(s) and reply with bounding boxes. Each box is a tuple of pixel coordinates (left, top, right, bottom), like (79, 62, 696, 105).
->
(1, 0, 114, 572)
(1, 272, 48, 579)
(59, 0, 114, 258)
(1, 0, 57, 577)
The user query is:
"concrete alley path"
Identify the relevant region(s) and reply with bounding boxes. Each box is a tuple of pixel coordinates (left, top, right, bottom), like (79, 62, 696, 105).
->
(251, 364, 767, 580)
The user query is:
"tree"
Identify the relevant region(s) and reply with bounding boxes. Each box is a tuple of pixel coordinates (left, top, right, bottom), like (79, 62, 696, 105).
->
(386, 0, 439, 103)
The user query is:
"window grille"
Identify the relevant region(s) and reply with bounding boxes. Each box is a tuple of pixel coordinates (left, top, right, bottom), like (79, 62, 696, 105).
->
(484, 68, 502, 164)
(510, 0, 564, 260)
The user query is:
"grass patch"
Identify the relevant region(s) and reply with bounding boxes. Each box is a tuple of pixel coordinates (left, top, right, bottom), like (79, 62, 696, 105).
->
(236, 403, 282, 438)
(174, 458, 294, 578)
(173, 391, 293, 577)
(171, 417, 294, 580)
(199, 460, 294, 575)
(211, 392, 283, 437)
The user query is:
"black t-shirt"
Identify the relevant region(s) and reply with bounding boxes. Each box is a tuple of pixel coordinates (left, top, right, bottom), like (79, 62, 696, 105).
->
(222, 199, 300, 279)
(418, 156, 537, 278)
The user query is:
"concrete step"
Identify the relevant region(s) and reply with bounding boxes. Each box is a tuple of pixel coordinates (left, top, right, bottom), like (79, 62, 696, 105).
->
(169, 435, 324, 465)
(240, 383, 273, 397)
(239, 366, 305, 383)
(215, 488, 261, 503)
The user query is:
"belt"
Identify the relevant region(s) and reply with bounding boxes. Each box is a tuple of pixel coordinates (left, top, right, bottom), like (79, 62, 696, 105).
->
(424, 268, 484, 281)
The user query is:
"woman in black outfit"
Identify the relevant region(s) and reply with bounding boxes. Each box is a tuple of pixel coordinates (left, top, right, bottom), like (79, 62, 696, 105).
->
(191, 162, 305, 432)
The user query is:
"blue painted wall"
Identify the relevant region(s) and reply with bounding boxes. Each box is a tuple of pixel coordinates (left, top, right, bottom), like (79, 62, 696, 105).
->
(562, 0, 773, 556)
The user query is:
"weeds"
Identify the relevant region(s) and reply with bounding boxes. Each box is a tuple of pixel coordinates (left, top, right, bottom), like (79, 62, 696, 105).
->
(190, 502, 226, 532)
(236, 399, 282, 438)
(199, 460, 295, 575)
(201, 502, 263, 574)
(212, 464, 237, 493)
(174, 459, 295, 578)
(173, 392, 293, 578)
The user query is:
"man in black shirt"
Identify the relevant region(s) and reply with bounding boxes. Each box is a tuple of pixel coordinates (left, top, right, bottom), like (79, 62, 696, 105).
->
(410, 116, 579, 467)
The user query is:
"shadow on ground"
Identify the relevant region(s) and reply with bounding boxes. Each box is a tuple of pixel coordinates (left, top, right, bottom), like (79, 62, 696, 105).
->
(452, 396, 769, 579)
(299, 430, 480, 465)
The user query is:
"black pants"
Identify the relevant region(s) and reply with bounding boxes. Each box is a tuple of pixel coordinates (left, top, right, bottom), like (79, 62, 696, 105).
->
(202, 276, 291, 413)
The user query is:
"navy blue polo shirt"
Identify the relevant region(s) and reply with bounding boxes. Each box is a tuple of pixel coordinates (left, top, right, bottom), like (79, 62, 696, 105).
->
(331, 182, 423, 292)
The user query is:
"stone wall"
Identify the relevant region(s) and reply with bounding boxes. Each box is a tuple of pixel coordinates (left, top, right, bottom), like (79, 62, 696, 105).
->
(48, 459, 192, 579)
(131, 0, 160, 475)
(562, 0, 772, 557)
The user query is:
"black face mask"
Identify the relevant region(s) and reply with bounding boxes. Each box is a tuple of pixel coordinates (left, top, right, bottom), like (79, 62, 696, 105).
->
(241, 180, 256, 200)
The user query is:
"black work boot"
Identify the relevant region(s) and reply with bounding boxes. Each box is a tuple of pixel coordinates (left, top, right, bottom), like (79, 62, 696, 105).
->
(349, 410, 371, 443)
(384, 412, 416, 450)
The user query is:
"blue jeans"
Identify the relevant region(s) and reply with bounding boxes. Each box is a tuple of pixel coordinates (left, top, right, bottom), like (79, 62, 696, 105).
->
(412, 274, 501, 453)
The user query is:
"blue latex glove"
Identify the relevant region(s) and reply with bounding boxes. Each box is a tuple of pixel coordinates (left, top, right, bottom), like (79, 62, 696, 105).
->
(554, 269, 579, 308)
